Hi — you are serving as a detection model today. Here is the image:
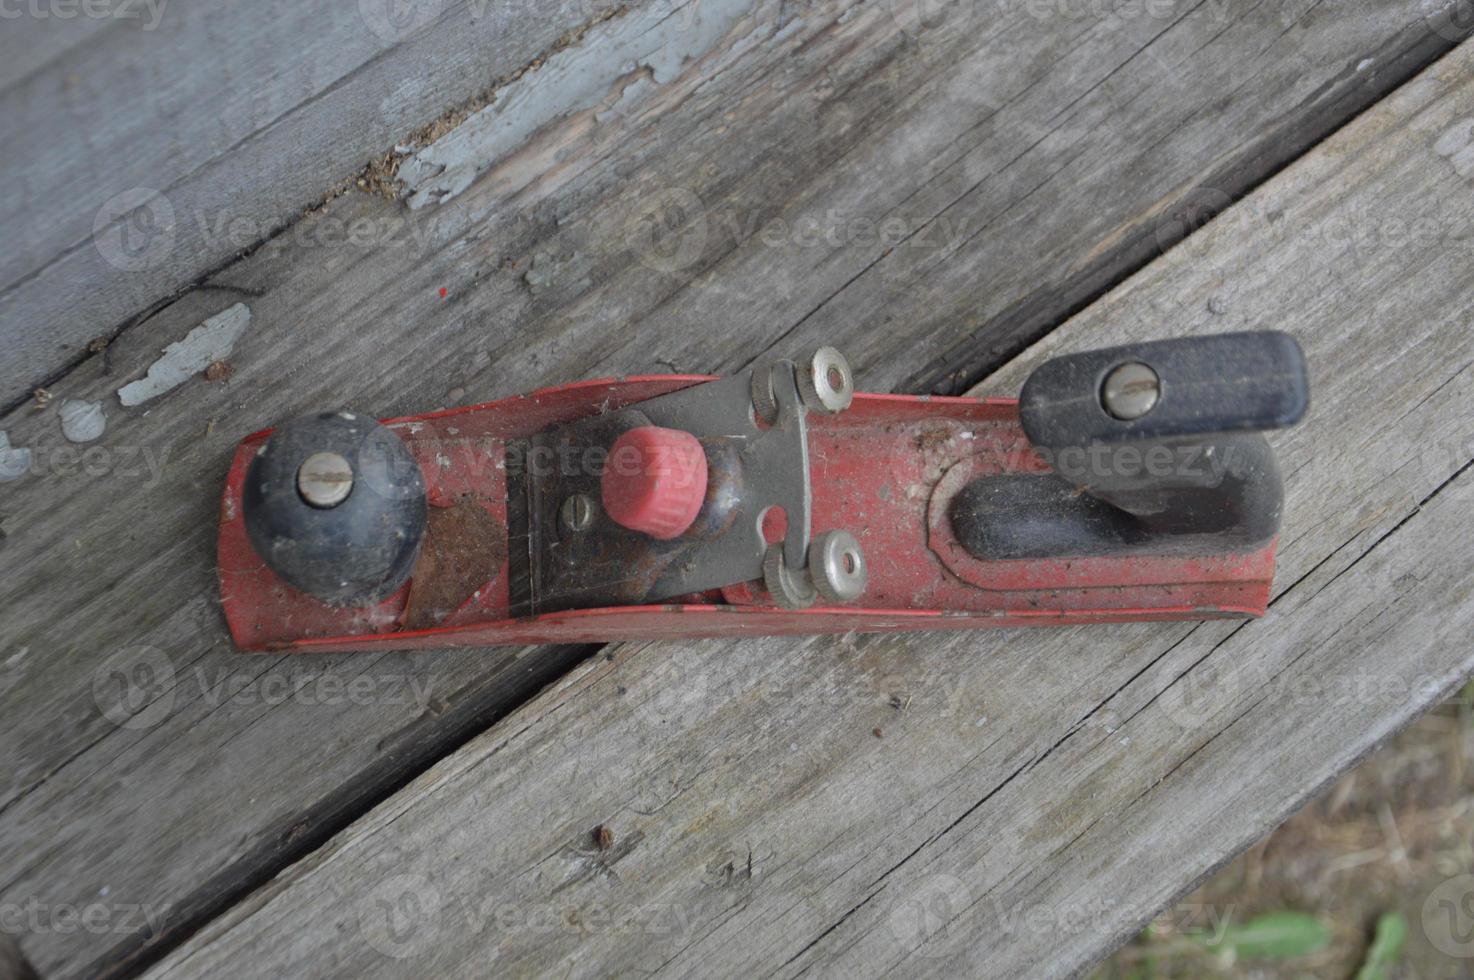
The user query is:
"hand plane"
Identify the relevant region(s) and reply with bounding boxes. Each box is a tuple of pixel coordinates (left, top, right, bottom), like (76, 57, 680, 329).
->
(218, 332, 1308, 652)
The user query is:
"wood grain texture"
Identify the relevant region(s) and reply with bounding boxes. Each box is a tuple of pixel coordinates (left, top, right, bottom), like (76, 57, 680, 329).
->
(5, 0, 1465, 408)
(0, 0, 634, 406)
(0, 1, 1462, 976)
(141, 39, 1474, 979)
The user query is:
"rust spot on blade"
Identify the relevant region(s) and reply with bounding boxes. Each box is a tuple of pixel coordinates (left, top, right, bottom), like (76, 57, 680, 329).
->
(404, 501, 507, 631)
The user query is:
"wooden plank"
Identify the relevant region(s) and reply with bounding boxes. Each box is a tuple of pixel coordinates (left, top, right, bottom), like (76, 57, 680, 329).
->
(0, 0, 639, 406)
(138, 40, 1474, 979)
(6, 0, 1466, 408)
(0, 2, 1461, 976)
(904, 0, 1474, 396)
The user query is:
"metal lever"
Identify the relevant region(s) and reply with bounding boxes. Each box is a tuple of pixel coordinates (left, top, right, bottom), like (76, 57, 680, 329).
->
(515, 347, 867, 614)
(949, 331, 1310, 560)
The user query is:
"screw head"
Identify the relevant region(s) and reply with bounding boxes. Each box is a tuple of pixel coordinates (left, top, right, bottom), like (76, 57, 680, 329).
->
(560, 493, 596, 534)
(1101, 362, 1161, 420)
(297, 452, 354, 508)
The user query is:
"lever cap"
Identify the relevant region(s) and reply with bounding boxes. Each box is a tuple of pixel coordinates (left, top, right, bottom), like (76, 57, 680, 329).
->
(602, 426, 709, 540)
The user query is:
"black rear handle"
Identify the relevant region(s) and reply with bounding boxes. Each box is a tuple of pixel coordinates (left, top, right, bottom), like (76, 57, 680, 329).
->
(950, 331, 1309, 561)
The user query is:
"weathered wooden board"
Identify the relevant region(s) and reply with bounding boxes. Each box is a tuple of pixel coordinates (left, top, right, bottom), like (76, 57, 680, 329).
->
(0, 1, 1464, 976)
(0, 0, 643, 407)
(5, 0, 1467, 409)
(140, 40, 1474, 979)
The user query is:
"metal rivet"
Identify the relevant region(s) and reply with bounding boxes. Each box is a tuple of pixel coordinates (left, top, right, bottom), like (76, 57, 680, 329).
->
(560, 493, 596, 534)
(297, 452, 354, 508)
(1101, 362, 1161, 420)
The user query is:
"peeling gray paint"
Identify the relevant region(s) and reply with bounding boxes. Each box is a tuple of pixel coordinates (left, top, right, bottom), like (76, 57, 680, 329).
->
(400, 0, 756, 209)
(59, 400, 107, 443)
(0, 432, 31, 483)
(118, 304, 252, 408)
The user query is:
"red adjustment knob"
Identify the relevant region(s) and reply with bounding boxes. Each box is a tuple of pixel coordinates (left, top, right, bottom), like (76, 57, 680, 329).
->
(602, 426, 709, 540)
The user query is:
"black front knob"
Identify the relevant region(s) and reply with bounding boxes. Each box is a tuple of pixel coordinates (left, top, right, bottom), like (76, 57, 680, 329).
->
(242, 412, 427, 606)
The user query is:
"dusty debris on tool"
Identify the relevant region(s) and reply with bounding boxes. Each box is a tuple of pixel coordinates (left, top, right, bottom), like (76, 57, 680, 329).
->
(914, 427, 952, 451)
(118, 304, 252, 407)
(402, 501, 508, 631)
(58, 399, 106, 443)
